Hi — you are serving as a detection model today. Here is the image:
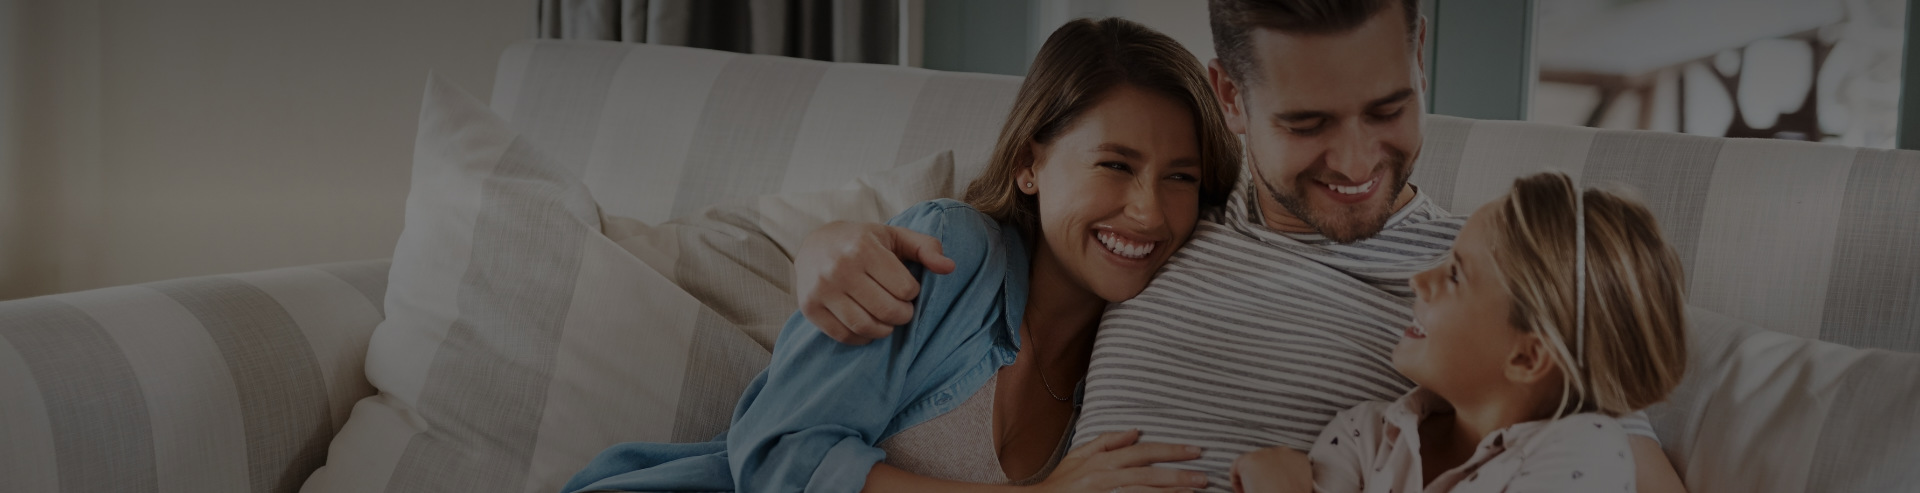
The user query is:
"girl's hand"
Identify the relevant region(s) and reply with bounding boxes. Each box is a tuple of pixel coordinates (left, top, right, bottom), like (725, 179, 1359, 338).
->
(1229, 446, 1313, 493)
(1028, 429, 1211, 493)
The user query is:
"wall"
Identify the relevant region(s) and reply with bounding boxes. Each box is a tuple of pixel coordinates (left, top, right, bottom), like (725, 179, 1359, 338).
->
(5, 0, 532, 299)
(1, 0, 19, 299)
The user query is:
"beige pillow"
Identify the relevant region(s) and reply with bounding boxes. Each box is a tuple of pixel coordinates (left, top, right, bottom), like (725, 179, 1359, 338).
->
(302, 73, 957, 493)
(1647, 307, 1920, 493)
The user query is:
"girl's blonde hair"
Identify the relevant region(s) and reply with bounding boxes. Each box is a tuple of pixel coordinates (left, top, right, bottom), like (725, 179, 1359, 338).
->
(963, 18, 1242, 237)
(1488, 172, 1688, 418)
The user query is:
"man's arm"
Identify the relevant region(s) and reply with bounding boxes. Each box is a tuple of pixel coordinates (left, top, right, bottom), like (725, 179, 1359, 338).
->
(794, 221, 954, 344)
(1630, 436, 1687, 493)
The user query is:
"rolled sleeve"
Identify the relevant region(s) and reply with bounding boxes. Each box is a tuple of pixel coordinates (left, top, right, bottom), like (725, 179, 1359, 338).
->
(805, 436, 892, 492)
(727, 199, 1013, 493)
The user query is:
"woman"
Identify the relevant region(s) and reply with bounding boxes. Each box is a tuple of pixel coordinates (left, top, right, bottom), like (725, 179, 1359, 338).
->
(564, 17, 1241, 493)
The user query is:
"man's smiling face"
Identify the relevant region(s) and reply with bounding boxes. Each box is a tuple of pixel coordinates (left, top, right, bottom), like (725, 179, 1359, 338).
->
(1213, 5, 1426, 243)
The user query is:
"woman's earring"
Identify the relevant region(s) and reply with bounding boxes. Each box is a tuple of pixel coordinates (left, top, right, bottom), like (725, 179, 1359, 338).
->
(1024, 182, 1033, 189)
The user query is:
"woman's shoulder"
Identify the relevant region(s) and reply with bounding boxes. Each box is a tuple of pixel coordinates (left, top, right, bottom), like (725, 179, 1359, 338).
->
(886, 199, 1019, 272)
(886, 199, 1002, 237)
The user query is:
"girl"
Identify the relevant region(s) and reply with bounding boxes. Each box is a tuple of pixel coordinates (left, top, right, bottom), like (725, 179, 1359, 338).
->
(1231, 172, 1689, 493)
(564, 17, 1242, 493)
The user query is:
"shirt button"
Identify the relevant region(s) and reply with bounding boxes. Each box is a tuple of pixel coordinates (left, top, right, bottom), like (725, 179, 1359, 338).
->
(933, 392, 952, 406)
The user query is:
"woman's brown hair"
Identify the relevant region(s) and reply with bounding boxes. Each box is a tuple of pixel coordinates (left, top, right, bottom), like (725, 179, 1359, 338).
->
(1489, 172, 1689, 418)
(962, 17, 1242, 237)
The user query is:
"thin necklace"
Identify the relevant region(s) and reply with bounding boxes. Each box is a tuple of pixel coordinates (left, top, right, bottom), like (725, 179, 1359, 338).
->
(1026, 327, 1074, 402)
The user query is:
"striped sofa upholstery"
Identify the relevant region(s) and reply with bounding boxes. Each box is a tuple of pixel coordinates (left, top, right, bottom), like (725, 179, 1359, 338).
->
(1408, 117, 1920, 353)
(0, 260, 389, 492)
(1, 39, 1915, 492)
(487, 40, 1920, 354)
(486, 41, 1022, 226)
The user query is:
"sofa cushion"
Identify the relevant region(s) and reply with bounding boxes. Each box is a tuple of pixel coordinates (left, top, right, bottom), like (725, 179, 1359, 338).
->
(485, 41, 1019, 225)
(302, 73, 957, 493)
(1647, 306, 1920, 493)
(1408, 118, 1920, 353)
(0, 259, 388, 493)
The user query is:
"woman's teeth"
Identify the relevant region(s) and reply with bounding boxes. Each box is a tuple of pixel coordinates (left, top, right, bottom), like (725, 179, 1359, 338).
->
(1096, 231, 1156, 259)
(1326, 178, 1377, 195)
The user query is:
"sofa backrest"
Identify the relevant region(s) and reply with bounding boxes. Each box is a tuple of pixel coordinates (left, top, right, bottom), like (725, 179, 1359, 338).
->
(487, 40, 1020, 225)
(1409, 118, 1920, 352)
(489, 40, 1919, 353)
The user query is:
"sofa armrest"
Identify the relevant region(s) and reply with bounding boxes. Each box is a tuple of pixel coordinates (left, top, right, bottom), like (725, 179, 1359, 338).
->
(0, 259, 389, 492)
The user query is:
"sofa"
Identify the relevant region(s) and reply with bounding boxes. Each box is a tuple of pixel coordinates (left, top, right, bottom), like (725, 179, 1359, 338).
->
(2, 39, 1916, 493)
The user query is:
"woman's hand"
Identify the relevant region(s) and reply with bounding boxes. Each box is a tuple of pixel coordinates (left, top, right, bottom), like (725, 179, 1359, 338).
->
(1027, 429, 1211, 493)
(1229, 446, 1312, 493)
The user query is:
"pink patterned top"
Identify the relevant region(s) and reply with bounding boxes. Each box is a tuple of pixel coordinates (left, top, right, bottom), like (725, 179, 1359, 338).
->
(1309, 388, 1637, 493)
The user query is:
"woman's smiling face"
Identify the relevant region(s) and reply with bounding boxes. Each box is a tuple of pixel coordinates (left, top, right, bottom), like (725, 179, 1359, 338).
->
(1021, 84, 1203, 303)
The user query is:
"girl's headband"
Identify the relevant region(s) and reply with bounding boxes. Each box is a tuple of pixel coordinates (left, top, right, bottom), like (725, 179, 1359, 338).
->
(1574, 181, 1587, 370)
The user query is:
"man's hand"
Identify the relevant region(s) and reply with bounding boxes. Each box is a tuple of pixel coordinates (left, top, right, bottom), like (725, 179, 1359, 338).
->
(795, 221, 956, 345)
(1230, 446, 1313, 493)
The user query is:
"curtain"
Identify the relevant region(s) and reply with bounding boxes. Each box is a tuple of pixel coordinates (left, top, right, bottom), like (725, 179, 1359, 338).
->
(536, 0, 899, 64)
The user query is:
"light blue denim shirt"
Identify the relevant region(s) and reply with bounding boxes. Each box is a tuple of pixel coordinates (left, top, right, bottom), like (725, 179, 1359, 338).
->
(563, 199, 1031, 493)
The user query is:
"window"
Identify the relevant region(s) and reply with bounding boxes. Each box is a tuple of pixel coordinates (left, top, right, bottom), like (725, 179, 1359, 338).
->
(1531, 0, 1907, 148)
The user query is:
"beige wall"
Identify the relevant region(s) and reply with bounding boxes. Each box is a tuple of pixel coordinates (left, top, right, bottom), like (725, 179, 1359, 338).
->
(4, 0, 532, 299)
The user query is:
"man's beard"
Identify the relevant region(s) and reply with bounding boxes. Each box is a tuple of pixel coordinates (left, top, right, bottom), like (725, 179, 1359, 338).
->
(1262, 147, 1412, 244)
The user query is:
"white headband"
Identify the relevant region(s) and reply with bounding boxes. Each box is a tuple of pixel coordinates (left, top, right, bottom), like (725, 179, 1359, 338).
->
(1574, 183, 1587, 370)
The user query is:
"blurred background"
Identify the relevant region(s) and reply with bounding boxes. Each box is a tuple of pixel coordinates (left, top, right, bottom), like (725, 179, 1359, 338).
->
(0, 0, 1912, 301)
(1531, 0, 1906, 148)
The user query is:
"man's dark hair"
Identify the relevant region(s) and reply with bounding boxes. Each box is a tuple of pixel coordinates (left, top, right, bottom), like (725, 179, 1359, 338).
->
(1209, 0, 1420, 83)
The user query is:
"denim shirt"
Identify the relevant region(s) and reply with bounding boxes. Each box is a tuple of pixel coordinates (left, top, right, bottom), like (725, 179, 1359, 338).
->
(563, 199, 1031, 493)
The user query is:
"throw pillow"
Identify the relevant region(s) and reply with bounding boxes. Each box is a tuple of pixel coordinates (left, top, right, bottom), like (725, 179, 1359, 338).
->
(1647, 307, 1920, 493)
(301, 73, 957, 493)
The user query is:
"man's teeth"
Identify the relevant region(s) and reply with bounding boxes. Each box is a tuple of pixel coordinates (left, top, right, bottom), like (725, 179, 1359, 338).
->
(1327, 179, 1377, 195)
(1097, 231, 1156, 259)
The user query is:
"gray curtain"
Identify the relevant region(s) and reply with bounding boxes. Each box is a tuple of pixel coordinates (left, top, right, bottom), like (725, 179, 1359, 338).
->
(537, 0, 899, 64)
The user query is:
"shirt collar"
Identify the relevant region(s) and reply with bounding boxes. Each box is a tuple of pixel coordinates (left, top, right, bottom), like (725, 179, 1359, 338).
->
(1220, 160, 1445, 243)
(996, 221, 1031, 350)
(1386, 387, 1568, 455)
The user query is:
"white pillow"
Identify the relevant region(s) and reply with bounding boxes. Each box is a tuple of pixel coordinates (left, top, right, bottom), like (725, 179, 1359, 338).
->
(1647, 307, 1920, 493)
(302, 73, 958, 493)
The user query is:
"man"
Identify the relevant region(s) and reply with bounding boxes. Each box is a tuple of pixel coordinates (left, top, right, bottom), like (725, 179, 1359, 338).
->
(791, 1, 1686, 491)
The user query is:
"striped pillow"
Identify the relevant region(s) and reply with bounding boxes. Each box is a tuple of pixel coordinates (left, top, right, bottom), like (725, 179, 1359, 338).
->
(303, 74, 957, 493)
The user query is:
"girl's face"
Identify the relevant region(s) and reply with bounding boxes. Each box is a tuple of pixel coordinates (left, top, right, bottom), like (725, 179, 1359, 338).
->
(1022, 84, 1203, 303)
(1394, 199, 1532, 399)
